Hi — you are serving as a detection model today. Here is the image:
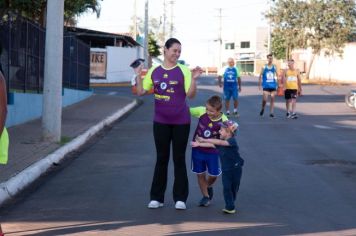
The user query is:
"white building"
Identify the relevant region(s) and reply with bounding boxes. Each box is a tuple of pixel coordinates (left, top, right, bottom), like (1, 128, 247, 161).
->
(221, 26, 269, 74)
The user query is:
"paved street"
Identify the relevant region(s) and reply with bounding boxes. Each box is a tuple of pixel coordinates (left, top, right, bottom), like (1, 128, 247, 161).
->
(0, 76, 356, 235)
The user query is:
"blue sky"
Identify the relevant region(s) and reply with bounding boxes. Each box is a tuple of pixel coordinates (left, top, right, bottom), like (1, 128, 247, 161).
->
(77, 0, 270, 66)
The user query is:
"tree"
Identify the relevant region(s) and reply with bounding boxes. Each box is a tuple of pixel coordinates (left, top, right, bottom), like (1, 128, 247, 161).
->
(130, 16, 162, 67)
(267, 0, 356, 79)
(271, 30, 287, 60)
(0, 0, 102, 27)
(148, 33, 161, 58)
(267, 0, 308, 60)
(147, 33, 161, 67)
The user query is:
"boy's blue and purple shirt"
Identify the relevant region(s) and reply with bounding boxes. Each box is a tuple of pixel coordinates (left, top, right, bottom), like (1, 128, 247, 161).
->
(190, 106, 228, 154)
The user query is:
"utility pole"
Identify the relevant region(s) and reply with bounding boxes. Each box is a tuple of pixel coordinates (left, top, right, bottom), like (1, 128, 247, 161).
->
(162, 0, 167, 43)
(169, 0, 175, 38)
(267, 0, 274, 54)
(144, 0, 149, 68)
(42, 0, 64, 142)
(217, 8, 222, 70)
(133, 0, 137, 40)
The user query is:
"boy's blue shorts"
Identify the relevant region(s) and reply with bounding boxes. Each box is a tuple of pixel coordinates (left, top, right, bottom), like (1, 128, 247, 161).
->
(191, 148, 221, 176)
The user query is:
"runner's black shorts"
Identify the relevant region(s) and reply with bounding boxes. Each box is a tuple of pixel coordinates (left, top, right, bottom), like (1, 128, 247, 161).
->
(263, 88, 276, 92)
(285, 89, 298, 99)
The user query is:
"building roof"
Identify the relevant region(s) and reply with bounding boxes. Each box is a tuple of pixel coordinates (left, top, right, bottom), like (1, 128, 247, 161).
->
(65, 26, 141, 48)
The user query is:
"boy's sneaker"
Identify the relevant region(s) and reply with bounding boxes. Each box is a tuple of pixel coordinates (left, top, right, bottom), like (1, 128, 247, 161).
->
(147, 200, 163, 209)
(222, 208, 236, 214)
(269, 113, 275, 118)
(286, 112, 291, 118)
(226, 111, 230, 116)
(199, 196, 210, 207)
(233, 111, 239, 117)
(291, 113, 298, 119)
(207, 186, 214, 200)
(175, 201, 186, 210)
(259, 109, 264, 116)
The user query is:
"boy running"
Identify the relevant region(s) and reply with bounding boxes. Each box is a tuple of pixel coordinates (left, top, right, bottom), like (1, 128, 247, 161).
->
(190, 95, 228, 206)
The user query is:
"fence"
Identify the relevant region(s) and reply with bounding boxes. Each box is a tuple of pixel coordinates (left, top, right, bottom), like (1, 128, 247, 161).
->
(0, 13, 90, 94)
(63, 35, 90, 90)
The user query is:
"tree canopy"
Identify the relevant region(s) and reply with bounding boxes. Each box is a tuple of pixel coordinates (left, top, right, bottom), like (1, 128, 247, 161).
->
(266, 0, 356, 78)
(0, 0, 102, 26)
(267, 0, 356, 57)
(148, 33, 161, 58)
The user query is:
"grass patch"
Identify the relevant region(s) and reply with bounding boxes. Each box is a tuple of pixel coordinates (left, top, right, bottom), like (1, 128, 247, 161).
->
(59, 136, 72, 145)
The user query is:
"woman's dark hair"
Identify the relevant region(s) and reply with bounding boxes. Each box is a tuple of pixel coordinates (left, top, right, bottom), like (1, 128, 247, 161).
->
(164, 38, 181, 49)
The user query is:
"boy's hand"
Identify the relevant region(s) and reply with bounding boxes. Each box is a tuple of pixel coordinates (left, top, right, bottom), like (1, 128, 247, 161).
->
(195, 136, 204, 142)
(191, 141, 199, 147)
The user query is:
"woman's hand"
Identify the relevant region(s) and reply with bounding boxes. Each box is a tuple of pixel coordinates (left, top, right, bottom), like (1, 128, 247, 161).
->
(192, 66, 204, 80)
(133, 63, 144, 77)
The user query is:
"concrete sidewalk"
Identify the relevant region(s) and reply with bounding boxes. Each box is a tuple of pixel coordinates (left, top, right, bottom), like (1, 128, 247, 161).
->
(0, 93, 139, 206)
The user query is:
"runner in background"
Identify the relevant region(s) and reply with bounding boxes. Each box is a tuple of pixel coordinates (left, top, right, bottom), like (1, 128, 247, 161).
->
(258, 53, 278, 118)
(281, 59, 302, 119)
(218, 58, 241, 117)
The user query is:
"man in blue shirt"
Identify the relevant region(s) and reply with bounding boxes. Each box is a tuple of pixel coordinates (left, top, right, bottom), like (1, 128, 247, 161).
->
(258, 54, 278, 118)
(218, 58, 241, 117)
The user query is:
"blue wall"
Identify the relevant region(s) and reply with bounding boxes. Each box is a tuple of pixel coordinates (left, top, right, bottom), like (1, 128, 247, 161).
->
(6, 88, 93, 127)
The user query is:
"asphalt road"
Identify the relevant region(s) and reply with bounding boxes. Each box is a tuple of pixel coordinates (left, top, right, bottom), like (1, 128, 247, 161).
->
(1, 76, 355, 236)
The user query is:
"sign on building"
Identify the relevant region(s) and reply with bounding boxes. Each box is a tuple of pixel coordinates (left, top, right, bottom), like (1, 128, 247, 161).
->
(90, 51, 107, 79)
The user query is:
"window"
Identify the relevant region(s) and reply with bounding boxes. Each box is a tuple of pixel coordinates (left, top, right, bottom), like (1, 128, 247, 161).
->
(225, 43, 235, 50)
(240, 41, 250, 48)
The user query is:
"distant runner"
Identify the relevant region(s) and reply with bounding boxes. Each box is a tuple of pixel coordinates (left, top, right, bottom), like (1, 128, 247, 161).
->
(281, 59, 302, 119)
(218, 58, 241, 117)
(258, 53, 278, 118)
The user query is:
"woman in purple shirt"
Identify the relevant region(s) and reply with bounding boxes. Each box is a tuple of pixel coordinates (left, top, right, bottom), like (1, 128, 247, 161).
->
(136, 38, 203, 210)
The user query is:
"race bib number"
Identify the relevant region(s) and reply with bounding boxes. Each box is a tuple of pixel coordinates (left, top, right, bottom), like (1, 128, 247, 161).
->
(287, 76, 297, 82)
(266, 72, 276, 82)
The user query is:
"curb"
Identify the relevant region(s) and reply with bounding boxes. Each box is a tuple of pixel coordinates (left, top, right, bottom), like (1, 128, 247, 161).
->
(90, 83, 131, 87)
(0, 99, 139, 207)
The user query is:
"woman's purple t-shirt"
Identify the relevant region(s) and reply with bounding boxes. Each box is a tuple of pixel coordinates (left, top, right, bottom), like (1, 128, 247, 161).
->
(144, 65, 191, 124)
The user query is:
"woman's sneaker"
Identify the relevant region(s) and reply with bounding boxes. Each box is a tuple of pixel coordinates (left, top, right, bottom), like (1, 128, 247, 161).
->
(175, 201, 186, 210)
(148, 200, 163, 209)
(222, 208, 236, 214)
